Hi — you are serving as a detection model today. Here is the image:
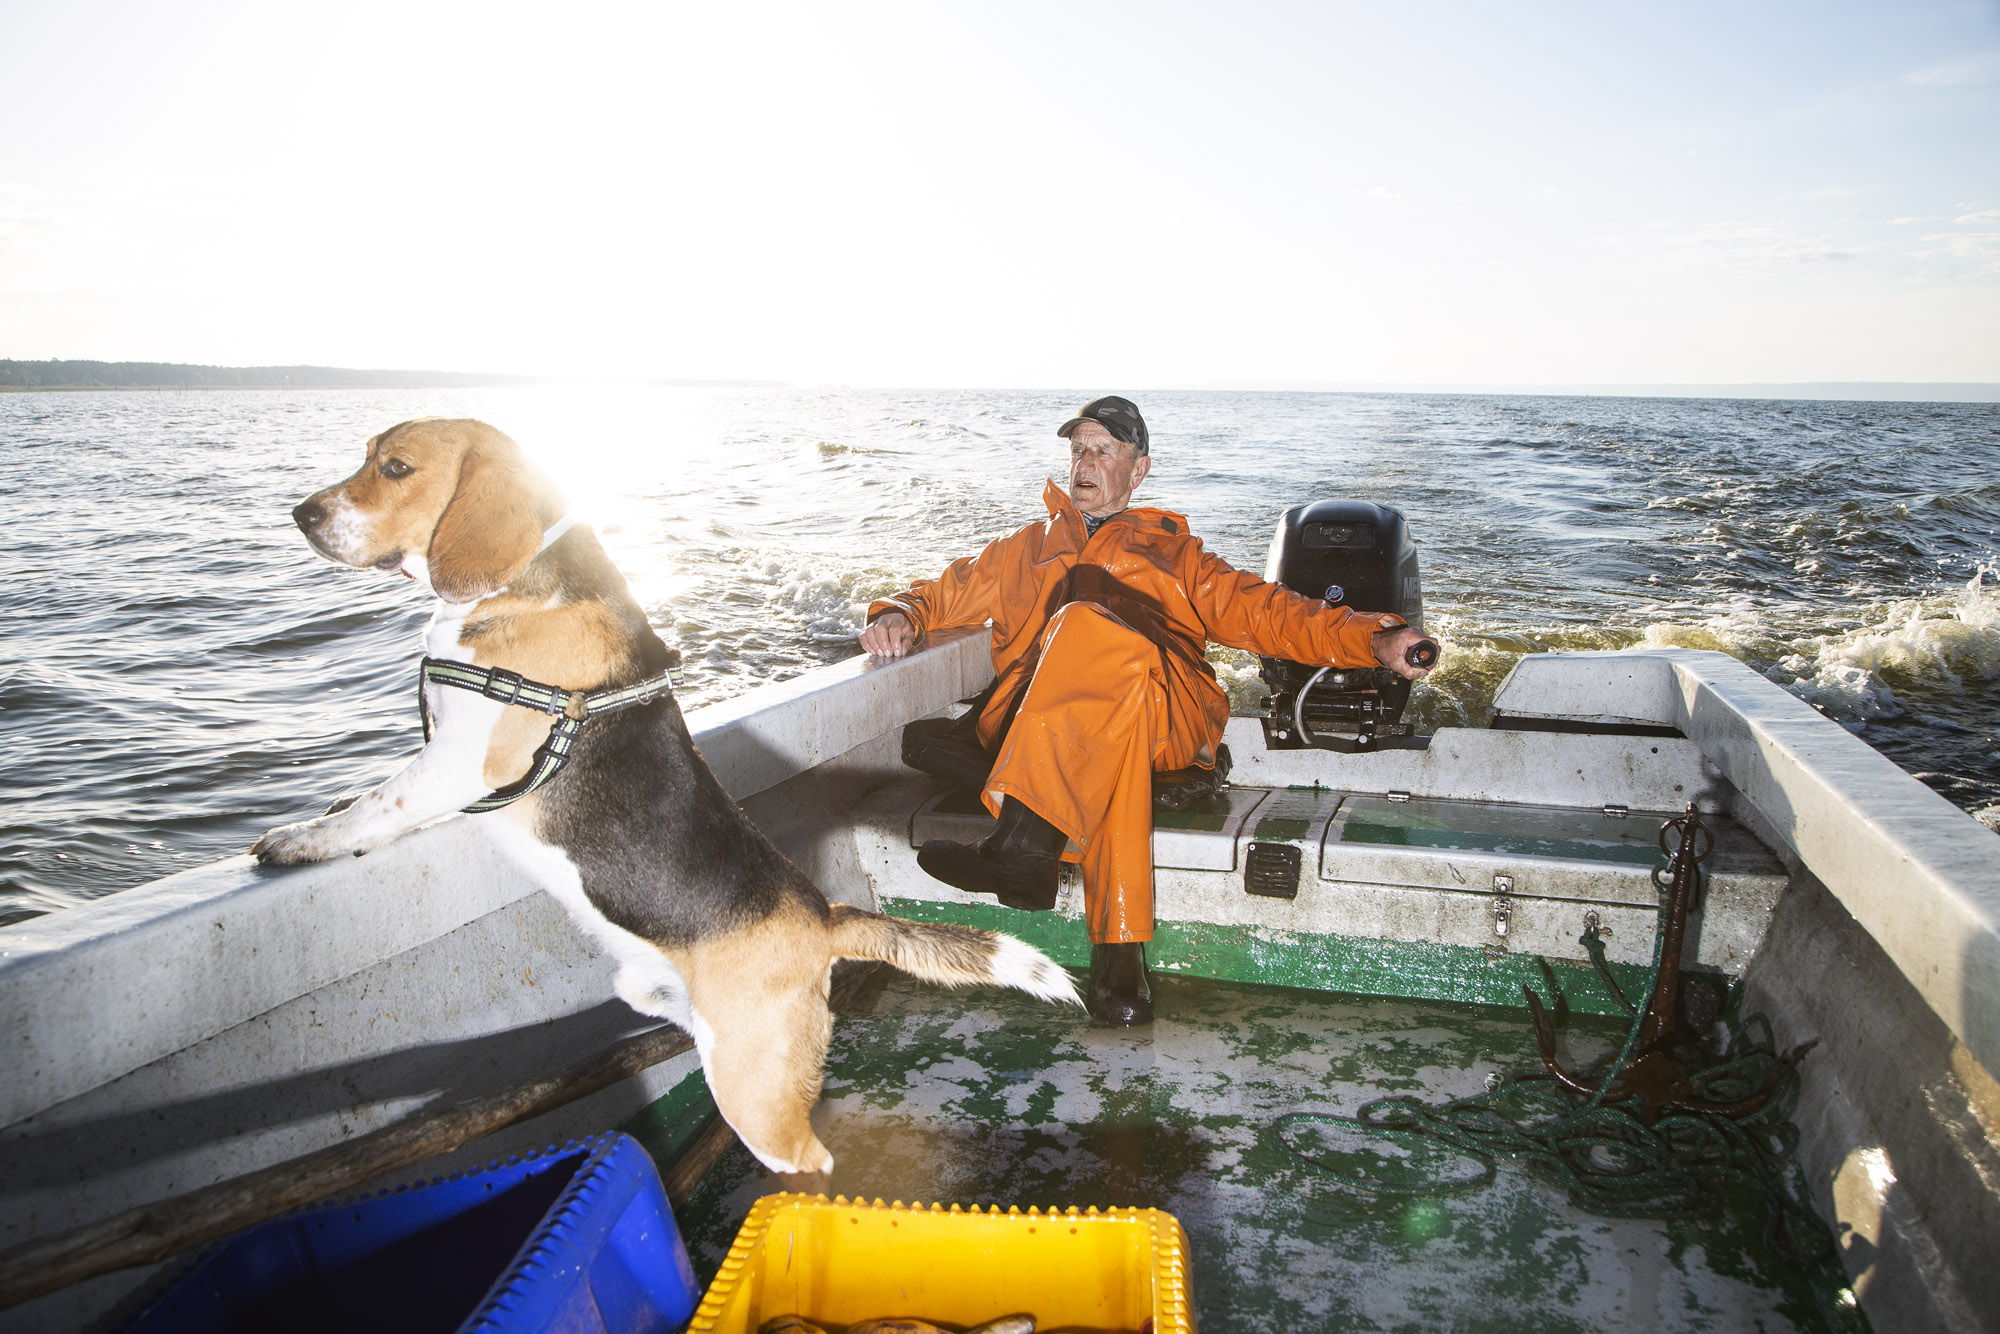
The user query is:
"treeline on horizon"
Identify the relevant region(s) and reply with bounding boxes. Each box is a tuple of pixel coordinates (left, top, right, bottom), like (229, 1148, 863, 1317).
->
(0, 359, 549, 390)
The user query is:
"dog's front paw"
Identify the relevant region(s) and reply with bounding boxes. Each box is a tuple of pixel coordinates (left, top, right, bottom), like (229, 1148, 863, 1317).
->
(252, 818, 368, 865)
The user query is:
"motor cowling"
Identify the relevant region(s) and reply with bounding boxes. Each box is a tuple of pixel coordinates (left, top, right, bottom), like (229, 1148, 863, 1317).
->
(1258, 499, 1424, 751)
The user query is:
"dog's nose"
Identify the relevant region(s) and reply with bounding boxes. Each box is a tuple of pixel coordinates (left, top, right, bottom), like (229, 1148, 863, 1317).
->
(293, 500, 325, 532)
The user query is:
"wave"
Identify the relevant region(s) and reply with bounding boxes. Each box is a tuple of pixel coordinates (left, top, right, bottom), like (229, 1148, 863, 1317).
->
(1742, 566, 2000, 721)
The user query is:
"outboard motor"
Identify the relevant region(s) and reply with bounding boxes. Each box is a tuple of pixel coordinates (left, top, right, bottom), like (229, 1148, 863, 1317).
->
(1258, 500, 1425, 752)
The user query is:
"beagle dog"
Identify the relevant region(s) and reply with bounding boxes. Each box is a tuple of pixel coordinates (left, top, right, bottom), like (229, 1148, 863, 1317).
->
(254, 418, 1078, 1174)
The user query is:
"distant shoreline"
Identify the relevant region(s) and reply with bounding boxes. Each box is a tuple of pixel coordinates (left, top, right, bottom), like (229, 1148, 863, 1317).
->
(0, 383, 787, 392)
(2, 360, 1995, 403)
(0, 359, 784, 392)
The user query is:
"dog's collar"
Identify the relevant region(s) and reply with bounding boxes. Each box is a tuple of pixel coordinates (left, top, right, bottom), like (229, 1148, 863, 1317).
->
(473, 516, 577, 605)
(419, 656, 683, 813)
(536, 515, 575, 554)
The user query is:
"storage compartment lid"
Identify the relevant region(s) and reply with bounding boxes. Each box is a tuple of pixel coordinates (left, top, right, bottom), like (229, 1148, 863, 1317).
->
(1322, 795, 1785, 906)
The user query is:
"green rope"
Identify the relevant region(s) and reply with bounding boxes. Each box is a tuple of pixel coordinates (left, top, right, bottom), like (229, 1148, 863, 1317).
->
(1275, 1032, 1827, 1265)
(1580, 900, 1668, 1112)
(1276, 834, 1832, 1269)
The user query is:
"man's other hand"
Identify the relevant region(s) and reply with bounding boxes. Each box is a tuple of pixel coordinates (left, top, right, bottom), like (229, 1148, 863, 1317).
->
(1372, 624, 1436, 681)
(861, 611, 915, 658)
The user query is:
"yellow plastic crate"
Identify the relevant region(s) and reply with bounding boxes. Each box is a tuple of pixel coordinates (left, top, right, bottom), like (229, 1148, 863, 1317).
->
(686, 1193, 1195, 1334)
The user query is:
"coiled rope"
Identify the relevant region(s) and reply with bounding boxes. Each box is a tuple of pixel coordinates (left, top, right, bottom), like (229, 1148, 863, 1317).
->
(1275, 1019, 1828, 1265)
(1275, 849, 1832, 1268)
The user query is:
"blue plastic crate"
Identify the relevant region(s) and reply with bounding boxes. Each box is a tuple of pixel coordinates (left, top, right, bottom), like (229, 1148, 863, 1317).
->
(123, 1132, 698, 1334)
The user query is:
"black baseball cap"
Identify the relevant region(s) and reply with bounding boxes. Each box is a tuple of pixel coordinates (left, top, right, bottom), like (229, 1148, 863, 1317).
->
(1057, 395, 1149, 454)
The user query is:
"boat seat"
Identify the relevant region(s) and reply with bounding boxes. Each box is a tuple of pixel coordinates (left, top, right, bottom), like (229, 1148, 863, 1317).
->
(905, 782, 1268, 872)
(901, 712, 1233, 813)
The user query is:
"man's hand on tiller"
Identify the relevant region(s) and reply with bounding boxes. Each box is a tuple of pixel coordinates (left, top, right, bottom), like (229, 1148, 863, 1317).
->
(1372, 623, 1436, 681)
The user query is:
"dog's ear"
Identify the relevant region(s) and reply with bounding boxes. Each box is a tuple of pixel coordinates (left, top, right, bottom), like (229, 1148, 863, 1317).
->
(427, 442, 551, 603)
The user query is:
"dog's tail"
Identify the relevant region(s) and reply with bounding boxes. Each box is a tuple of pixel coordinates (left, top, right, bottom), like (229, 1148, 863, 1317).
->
(826, 905, 1081, 1006)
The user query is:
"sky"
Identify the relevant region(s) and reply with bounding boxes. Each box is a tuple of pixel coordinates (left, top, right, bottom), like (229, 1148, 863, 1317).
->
(1, 1, 1996, 388)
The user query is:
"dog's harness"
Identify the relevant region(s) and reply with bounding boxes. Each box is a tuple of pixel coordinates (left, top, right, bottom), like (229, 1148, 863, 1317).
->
(419, 658, 683, 813)
(413, 514, 682, 813)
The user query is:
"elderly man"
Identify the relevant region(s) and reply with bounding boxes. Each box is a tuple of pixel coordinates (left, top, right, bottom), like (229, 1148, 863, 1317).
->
(861, 396, 1431, 1025)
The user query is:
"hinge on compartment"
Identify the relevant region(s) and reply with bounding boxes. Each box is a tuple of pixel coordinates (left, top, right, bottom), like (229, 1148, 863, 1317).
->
(1603, 803, 1630, 818)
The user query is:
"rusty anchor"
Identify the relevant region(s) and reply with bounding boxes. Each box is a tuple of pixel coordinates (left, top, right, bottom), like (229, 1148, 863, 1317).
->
(1524, 802, 1817, 1125)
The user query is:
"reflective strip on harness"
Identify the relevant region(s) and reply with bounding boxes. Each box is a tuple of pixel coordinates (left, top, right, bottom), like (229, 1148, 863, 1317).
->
(419, 657, 681, 813)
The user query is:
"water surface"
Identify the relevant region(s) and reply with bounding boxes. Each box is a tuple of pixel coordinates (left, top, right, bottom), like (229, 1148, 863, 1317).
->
(2, 387, 1995, 923)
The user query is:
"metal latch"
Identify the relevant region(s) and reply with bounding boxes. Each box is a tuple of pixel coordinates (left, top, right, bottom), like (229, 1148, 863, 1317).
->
(1491, 874, 1514, 939)
(1386, 790, 1412, 803)
(1602, 803, 1629, 819)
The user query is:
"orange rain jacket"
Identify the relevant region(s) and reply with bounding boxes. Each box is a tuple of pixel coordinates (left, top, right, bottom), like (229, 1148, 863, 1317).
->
(870, 481, 1400, 943)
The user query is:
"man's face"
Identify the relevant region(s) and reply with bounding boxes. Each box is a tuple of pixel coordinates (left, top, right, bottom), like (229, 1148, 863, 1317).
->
(1066, 420, 1151, 519)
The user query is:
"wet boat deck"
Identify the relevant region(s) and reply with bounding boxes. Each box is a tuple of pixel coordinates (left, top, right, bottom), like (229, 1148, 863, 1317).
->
(665, 971, 1859, 1332)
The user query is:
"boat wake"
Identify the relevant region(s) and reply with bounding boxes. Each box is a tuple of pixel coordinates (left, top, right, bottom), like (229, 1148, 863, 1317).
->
(1211, 566, 2000, 834)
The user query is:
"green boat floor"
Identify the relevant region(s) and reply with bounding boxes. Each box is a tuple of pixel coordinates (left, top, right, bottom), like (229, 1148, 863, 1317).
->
(670, 972, 1859, 1333)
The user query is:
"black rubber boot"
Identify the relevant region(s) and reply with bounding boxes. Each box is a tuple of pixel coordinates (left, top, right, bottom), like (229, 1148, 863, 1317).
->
(1087, 942, 1153, 1026)
(916, 796, 1065, 911)
(900, 716, 995, 793)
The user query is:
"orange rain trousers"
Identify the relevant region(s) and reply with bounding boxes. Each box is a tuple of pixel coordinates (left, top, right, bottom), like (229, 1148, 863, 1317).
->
(983, 601, 1202, 944)
(871, 480, 1398, 945)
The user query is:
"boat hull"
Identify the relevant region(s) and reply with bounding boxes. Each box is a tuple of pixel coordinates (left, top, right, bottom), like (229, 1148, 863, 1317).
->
(2, 639, 1995, 1333)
